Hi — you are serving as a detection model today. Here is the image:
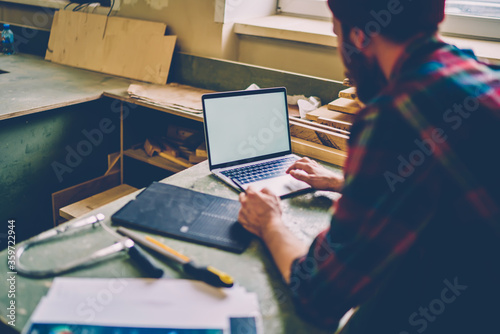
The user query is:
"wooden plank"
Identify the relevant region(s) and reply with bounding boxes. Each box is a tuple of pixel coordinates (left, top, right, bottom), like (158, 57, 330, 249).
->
(196, 142, 208, 157)
(189, 154, 207, 164)
(51, 171, 120, 225)
(291, 137, 347, 167)
(103, 35, 177, 84)
(290, 116, 350, 135)
(306, 105, 355, 124)
(60, 184, 138, 220)
(317, 116, 353, 133)
(103, 89, 205, 123)
(327, 97, 361, 115)
(47, 10, 175, 84)
(45, 9, 58, 61)
(124, 148, 186, 173)
(127, 83, 213, 114)
(144, 138, 163, 157)
(338, 87, 357, 100)
(289, 120, 349, 151)
(158, 151, 193, 168)
(106, 152, 121, 175)
(105, 15, 167, 37)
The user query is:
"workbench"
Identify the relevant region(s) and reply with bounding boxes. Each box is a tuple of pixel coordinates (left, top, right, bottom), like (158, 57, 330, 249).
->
(0, 160, 343, 334)
(0, 54, 133, 121)
(1, 53, 349, 333)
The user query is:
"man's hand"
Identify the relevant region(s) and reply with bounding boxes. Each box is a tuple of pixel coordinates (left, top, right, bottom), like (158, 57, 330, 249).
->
(238, 186, 308, 283)
(287, 157, 344, 192)
(238, 187, 283, 238)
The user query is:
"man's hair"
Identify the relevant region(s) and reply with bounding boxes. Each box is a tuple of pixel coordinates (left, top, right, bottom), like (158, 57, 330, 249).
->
(328, 0, 446, 43)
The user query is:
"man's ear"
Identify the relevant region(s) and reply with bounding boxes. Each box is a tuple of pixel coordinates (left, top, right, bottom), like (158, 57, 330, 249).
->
(349, 27, 370, 50)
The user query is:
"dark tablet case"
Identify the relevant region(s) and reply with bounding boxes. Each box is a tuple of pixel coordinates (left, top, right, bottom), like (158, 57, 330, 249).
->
(111, 182, 251, 253)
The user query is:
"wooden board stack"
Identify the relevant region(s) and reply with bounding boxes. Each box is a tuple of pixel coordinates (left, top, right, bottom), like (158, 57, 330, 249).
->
(289, 117, 349, 167)
(327, 97, 360, 115)
(143, 125, 207, 169)
(292, 85, 364, 166)
(305, 86, 360, 132)
(46, 10, 176, 84)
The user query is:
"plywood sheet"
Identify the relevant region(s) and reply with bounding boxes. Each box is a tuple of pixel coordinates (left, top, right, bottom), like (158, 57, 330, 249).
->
(46, 10, 175, 84)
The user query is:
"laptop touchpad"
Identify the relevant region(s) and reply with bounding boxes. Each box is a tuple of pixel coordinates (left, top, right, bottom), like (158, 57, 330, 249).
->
(242, 174, 311, 197)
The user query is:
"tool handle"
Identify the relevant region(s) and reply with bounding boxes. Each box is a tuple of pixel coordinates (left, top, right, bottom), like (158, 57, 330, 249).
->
(128, 244, 164, 278)
(183, 261, 234, 288)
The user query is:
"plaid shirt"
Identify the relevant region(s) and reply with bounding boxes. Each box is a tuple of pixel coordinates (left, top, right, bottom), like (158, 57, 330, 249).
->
(289, 35, 500, 330)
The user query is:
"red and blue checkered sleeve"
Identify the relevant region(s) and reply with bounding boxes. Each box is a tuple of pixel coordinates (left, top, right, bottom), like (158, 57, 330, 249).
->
(289, 104, 443, 329)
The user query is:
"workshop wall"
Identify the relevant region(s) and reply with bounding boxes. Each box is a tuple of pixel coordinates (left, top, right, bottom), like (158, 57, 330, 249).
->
(0, 0, 344, 80)
(0, 100, 120, 246)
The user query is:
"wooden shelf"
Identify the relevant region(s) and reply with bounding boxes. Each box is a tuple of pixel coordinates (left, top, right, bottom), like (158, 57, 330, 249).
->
(59, 184, 138, 221)
(124, 148, 187, 173)
(103, 90, 204, 123)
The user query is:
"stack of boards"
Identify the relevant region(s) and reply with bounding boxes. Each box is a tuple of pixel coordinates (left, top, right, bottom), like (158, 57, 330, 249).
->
(305, 86, 361, 132)
(45, 10, 176, 84)
(143, 124, 207, 169)
(291, 86, 361, 167)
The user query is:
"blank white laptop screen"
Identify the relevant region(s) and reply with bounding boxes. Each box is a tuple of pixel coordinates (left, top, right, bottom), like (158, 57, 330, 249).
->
(203, 91, 290, 166)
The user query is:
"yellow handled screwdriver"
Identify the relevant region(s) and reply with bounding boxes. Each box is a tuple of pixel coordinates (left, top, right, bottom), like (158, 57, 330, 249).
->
(117, 227, 234, 288)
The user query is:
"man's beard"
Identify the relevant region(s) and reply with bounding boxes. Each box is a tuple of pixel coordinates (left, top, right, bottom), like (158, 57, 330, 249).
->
(340, 26, 388, 104)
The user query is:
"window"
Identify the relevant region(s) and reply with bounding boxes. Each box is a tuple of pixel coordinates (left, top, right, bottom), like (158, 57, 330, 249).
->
(277, 0, 332, 20)
(446, 0, 500, 19)
(277, 0, 500, 39)
(441, 1, 500, 39)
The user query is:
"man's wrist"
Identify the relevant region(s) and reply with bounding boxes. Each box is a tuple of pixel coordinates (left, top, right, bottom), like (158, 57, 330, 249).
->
(330, 174, 345, 192)
(261, 218, 286, 244)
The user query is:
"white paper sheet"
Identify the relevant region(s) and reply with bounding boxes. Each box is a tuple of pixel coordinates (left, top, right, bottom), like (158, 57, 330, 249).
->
(24, 278, 261, 334)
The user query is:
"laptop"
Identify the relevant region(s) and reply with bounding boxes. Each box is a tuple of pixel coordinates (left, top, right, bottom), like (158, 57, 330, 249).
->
(202, 87, 311, 198)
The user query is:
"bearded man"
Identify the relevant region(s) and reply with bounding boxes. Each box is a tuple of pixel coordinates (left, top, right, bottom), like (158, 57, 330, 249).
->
(238, 0, 500, 332)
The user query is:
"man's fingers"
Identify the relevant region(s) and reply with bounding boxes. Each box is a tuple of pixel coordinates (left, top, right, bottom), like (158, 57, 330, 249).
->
(239, 192, 247, 203)
(289, 169, 311, 183)
(287, 161, 316, 174)
(286, 157, 310, 173)
(261, 187, 277, 197)
(245, 186, 259, 196)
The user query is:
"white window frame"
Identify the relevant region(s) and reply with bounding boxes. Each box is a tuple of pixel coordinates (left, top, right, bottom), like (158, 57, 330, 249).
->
(277, 0, 500, 40)
(441, 0, 500, 40)
(277, 0, 332, 20)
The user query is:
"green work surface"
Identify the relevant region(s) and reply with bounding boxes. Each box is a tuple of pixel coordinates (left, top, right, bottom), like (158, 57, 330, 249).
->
(0, 53, 132, 121)
(0, 161, 342, 334)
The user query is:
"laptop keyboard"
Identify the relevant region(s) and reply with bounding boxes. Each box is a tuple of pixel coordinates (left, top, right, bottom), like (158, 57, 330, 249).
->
(221, 156, 297, 185)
